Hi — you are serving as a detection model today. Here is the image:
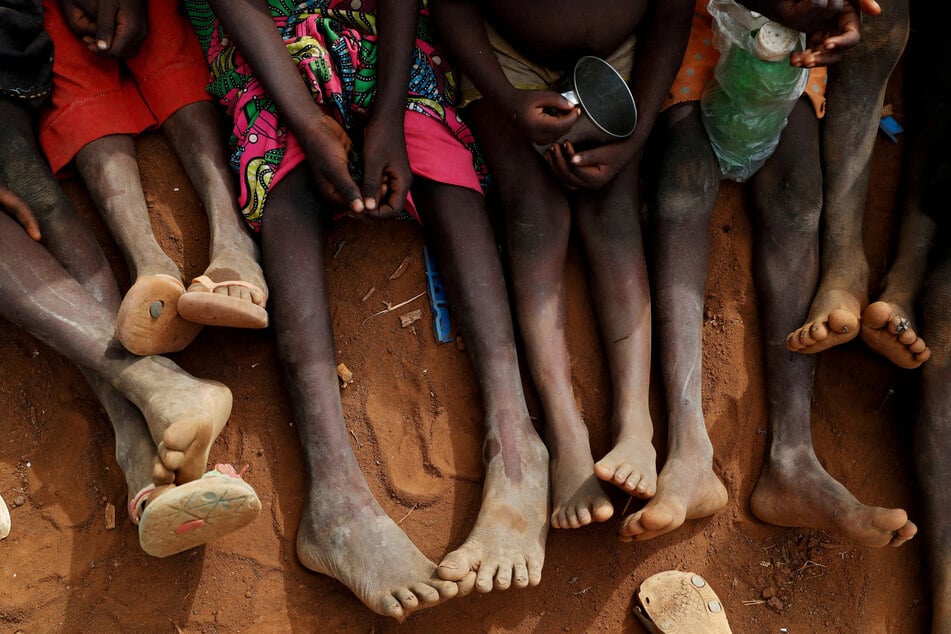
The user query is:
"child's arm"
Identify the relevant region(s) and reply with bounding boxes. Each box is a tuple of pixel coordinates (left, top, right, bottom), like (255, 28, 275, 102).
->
(208, 0, 365, 213)
(359, 0, 417, 218)
(431, 0, 580, 145)
(551, 0, 693, 190)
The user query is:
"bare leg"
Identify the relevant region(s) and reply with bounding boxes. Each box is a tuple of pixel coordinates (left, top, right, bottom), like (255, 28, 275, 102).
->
(410, 179, 548, 593)
(467, 100, 613, 530)
(74, 134, 201, 355)
(0, 98, 157, 499)
(260, 167, 458, 618)
(162, 102, 268, 318)
(620, 103, 727, 541)
(749, 100, 916, 547)
(573, 161, 657, 498)
(861, 11, 934, 368)
(786, 0, 910, 353)
(916, 246, 951, 633)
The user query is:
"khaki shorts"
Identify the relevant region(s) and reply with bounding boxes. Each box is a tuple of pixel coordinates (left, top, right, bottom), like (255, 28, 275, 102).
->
(458, 21, 636, 108)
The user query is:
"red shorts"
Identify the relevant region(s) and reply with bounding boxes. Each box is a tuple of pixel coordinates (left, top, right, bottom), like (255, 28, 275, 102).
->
(39, 0, 212, 174)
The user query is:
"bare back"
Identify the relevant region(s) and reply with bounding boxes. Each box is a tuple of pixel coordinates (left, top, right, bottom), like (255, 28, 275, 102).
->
(482, 0, 649, 69)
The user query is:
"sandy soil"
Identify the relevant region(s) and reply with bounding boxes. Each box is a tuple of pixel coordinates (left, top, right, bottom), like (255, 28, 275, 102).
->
(0, 75, 928, 631)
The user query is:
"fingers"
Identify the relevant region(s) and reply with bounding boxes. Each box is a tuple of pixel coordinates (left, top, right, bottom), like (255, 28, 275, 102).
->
(93, 0, 120, 51)
(108, 3, 149, 58)
(0, 184, 42, 241)
(856, 0, 882, 15)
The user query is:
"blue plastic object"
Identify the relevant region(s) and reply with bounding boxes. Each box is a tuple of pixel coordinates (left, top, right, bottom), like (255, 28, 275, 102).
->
(879, 115, 904, 143)
(423, 246, 453, 343)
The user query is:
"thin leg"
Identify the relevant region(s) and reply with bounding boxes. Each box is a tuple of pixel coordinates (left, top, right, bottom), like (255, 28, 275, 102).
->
(260, 166, 458, 619)
(748, 99, 916, 547)
(466, 100, 614, 530)
(786, 0, 910, 353)
(619, 102, 728, 541)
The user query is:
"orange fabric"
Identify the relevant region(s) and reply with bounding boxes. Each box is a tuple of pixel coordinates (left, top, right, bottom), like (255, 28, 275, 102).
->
(662, 0, 826, 117)
(39, 0, 212, 174)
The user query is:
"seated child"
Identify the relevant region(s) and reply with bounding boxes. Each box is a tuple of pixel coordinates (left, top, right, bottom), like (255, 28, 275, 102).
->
(430, 0, 693, 529)
(38, 0, 268, 356)
(637, 0, 916, 547)
(184, 0, 549, 617)
(0, 1, 259, 557)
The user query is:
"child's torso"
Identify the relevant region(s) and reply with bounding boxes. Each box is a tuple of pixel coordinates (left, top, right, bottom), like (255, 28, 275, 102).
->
(483, 0, 649, 69)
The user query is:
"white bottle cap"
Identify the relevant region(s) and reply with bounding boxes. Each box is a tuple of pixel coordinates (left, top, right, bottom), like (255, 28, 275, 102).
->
(753, 22, 799, 61)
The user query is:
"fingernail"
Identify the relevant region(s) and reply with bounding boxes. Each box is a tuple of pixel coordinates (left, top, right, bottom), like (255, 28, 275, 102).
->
(97, 40, 109, 50)
(365, 197, 377, 210)
(571, 155, 581, 164)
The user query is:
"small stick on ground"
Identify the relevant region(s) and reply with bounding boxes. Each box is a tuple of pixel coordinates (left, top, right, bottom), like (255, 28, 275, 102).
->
(397, 503, 419, 525)
(361, 291, 426, 324)
(389, 256, 414, 280)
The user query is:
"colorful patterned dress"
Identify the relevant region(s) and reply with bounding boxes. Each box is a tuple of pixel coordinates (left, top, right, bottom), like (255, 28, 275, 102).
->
(185, 0, 486, 230)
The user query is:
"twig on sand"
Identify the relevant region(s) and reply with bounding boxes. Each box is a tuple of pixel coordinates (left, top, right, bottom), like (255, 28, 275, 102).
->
(361, 291, 426, 324)
(348, 428, 361, 448)
(742, 600, 766, 606)
(397, 504, 419, 525)
(389, 255, 414, 280)
(620, 494, 635, 517)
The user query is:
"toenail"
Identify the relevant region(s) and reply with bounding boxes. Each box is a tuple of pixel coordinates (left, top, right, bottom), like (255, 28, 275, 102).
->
(149, 300, 164, 318)
(691, 575, 706, 588)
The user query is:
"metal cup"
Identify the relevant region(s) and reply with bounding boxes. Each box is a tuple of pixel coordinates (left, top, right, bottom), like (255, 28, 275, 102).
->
(537, 56, 638, 153)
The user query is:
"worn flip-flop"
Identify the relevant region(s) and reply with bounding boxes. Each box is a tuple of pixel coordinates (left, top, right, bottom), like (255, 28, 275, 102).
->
(633, 570, 732, 634)
(131, 465, 261, 558)
(177, 275, 268, 329)
(116, 274, 203, 356)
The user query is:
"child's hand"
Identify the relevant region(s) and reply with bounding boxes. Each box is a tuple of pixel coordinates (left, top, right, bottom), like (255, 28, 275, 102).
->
(59, 0, 148, 58)
(508, 90, 582, 146)
(790, 0, 875, 67)
(543, 139, 639, 191)
(300, 116, 365, 214)
(0, 183, 42, 241)
(360, 118, 413, 220)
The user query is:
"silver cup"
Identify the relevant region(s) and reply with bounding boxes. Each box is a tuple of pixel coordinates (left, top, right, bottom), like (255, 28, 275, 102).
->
(536, 55, 638, 153)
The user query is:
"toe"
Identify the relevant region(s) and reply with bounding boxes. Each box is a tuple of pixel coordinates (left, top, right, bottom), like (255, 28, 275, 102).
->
(512, 560, 530, 589)
(526, 555, 544, 587)
(379, 594, 405, 618)
(437, 552, 472, 582)
(455, 571, 477, 597)
(863, 302, 891, 329)
(915, 348, 932, 363)
(613, 464, 634, 485)
(899, 329, 917, 345)
(410, 583, 441, 605)
(495, 564, 513, 590)
(909, 338, 927, 353)
(475, 562, 499, 593)
(808, 321, 828, 343)
(576, 506, 593, 526)
(827, 309, 858, 334)
(393, 588, 419, 610)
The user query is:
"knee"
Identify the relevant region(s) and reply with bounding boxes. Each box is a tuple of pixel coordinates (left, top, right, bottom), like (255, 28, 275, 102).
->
(652, 161, 719, 227)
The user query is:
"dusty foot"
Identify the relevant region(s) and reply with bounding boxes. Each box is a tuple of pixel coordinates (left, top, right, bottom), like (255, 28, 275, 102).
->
(786, 285, 865, 353)
(550, 448, 613, 529)
(119, 356, 233, 484)
(861, 301, 931, 368)
(116, 274, 203, 356)
(594, 434, 657, 498)
(178, 250, 269, 328)
(751, 450, 917, 547)
(437, 423, 549, 593)
(619, 455, 727, 542)
(297, 494, 458, 618)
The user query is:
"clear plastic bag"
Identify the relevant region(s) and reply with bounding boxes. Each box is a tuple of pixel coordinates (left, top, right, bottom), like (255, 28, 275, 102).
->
(700, 0, 809, 181)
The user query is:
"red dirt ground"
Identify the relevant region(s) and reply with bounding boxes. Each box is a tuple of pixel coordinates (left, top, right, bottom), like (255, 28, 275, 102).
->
(0, 74, 927, 632)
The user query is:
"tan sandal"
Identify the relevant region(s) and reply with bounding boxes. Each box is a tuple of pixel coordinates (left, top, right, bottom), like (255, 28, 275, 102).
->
(132, 464, 261, 558)
(633, 570, 732, 634)
(177, 275, 268, 329)
(116, 274, 203, 356)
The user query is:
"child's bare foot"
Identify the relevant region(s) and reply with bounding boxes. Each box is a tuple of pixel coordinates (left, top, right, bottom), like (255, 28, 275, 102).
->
(861, 300, 931, 368)
(595, 434, 657, 498)
(118, 356, 232, 483)
(550, 450, 613, 528)
(437, 420, 549, 593)
(786, 288, 862, 353)
(619, 455, 726, 542)
(751, 449, 917, 547)
(178, 250, 269, 329)
(297, 491, 457, 618)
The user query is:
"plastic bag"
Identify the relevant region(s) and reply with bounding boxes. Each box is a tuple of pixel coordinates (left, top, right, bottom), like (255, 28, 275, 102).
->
(700, 0, 808, 181)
